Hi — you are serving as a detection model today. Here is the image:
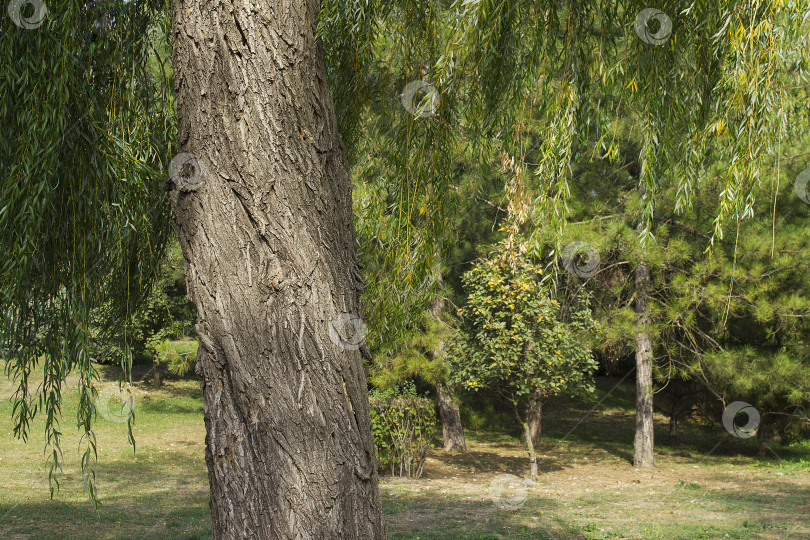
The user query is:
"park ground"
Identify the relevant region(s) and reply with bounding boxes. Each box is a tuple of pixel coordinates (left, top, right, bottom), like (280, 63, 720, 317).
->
(0, 357, 808, 539)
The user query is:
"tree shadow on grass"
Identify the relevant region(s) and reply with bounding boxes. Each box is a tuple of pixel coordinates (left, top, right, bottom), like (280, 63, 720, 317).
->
(97, 362, 202, 397)
(0, 497, 210, 540)
(709, 479, 810, 509)
(465, 429, 521, 444)
(0, 450, 210, 540)
(152, 382, 204, 402)
(382, 490, 586, 539)
(680, 478, 810, 536)
(427, 447, 567, 477)
(136, 395, 204, 416)
(97, 358, 154, 383)
(538, 408, 637, 465)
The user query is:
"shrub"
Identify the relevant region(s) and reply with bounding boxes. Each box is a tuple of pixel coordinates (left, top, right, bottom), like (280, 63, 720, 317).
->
(89, 240, 196, 364)
(369, 387, 437, 478)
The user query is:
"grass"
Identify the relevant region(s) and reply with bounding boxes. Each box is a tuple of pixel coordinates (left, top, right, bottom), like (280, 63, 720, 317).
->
(0, 359, 209, 540)
(0, 365, 808, 539)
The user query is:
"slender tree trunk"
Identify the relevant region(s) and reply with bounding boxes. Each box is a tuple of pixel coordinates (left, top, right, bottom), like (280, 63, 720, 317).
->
(169, 2, 384, 538)
(522, 421, 539, 479)
(668, 413, 677, 442)
(528, 396, 543, 446)
(152, 360, 162, 389)
(633, 261, 655, 468)
(437, 383, 467, 452)
(757, 416, 769, 457)
(513, 405, 538, 479)
(668, 386, 678, 442)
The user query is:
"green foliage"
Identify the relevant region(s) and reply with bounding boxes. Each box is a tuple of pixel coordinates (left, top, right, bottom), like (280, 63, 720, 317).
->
(4, 0, 810, 506)
(704, 348, 810, 442)
(447, 240, 599, 418)
(526, 76, 810, 438)
(0, 0, 175, 502)
(369, 310, 452, 390)
(91, 239, 196, 364)
(153, 339, 199, 377)
(322, 0, 810, 362)
(369, 383, 437, 478)
(137, 241, 196, 351)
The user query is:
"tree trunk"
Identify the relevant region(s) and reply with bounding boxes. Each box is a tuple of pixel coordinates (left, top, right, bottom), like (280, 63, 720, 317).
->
(633, 261, 655, 468)
(169, 2, 385, 538)
(528, 396, 543, 446)
(757, 416, 769, 457)
(428, 263, 467, 453)
(522, 421, 538, 479)
(668, 413, 677, 442)
(152, 360, 162, 389)
(437, 383, 467, 452)
(667, 383, 677, 442)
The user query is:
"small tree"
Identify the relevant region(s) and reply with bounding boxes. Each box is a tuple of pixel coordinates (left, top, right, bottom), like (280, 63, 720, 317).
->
(448, 241, 598, 478)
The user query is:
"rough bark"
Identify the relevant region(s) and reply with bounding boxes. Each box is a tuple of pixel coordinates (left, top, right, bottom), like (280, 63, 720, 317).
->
(633, 261, 655, 468)
(436, 383, 467, 452)
(169, 2, 385, 538)
(513, 404, 538, 479)
(757, 416, 769, 457)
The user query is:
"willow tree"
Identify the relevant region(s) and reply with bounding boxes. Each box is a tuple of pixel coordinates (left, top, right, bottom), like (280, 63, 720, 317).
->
(2, 0, 808, 538)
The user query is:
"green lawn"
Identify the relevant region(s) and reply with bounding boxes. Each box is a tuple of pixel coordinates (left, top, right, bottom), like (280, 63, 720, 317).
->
(1, 364, 808, 539)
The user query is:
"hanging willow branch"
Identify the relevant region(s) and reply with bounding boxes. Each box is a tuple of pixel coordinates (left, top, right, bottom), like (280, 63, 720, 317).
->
(0, 0, 174, 503)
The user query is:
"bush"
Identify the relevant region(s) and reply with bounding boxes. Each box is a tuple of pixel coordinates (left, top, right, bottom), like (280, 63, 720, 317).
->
(369, 386, 437, 478)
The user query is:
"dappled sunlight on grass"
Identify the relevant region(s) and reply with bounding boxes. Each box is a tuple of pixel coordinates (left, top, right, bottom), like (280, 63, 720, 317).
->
(0, 367, 808, 539)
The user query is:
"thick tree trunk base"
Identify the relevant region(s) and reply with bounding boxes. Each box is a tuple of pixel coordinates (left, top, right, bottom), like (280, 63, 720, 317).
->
(170, 2, 386, 538)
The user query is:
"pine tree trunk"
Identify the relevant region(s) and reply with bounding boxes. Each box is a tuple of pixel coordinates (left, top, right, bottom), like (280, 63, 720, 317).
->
(428, 263, 467, 453)
(633, 261, 655, 468)
(169, 2, 385, 538)
(668, 387, 678, 442)
(757, 416, 768, 457)
(437, 383, 467, 452)
(668, 414, 677, 442)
